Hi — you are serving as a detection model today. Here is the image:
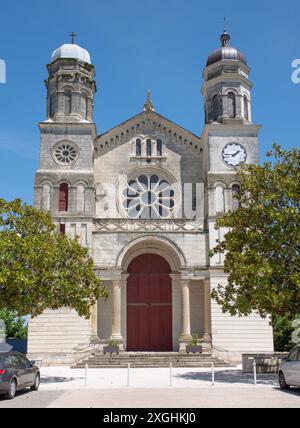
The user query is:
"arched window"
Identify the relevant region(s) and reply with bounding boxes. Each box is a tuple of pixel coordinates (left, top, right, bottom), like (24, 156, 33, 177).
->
(59, 183, 69, 212)
(81, 92, 89, 120)
(59, 224, 66, 235)
(76, 185, 85, 212)
(64, 89, 72, 116)
(232, 184, 241, 210)
(42, 184, 51, 211)
(215, 184, 225, 215)
(212, 95, 219, 121)
(244, 96, 249, 121)
(157, 139, 162, 156)
(228, 92, 236, 118)
(136, 139, 142, 156)
(84, 96, 88, 120)
(146, 139, 152, 156)
(49, 93, 56, 119)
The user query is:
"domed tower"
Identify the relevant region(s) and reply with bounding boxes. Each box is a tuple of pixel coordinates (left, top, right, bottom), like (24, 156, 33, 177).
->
(29, 37, 99, 361)
(203, 29, 252, 123)
(46, 39, 96, 122)
(34, 36, 96, 254)
(201, 29, 261, 266)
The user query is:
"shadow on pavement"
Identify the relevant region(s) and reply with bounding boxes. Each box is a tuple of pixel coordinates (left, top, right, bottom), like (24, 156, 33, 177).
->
(175, 370, 278, 386)
(0, 389, 36, 401)
(41, 376, 82, 384)
(273, 387, 300, 396)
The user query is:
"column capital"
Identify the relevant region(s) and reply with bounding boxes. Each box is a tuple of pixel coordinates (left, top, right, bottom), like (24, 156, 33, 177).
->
(203, 277, 211, 287)
(179, 279, 190, 288)
(111, 275, 128, 287)
(180, 269, 194, 281)
(169, 273, 181, 283)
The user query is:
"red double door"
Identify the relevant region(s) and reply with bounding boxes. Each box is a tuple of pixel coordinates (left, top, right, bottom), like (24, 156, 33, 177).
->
(127, 254, 172, 352)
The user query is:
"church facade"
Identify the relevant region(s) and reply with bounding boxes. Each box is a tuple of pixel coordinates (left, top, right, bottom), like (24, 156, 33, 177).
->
(28, 30, 274, 365)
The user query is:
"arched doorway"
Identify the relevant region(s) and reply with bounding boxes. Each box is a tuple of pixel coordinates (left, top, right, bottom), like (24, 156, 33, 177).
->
(127, 254, 172, 352)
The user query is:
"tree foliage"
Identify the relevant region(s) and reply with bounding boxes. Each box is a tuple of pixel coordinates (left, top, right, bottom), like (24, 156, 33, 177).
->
(0, 199, 108, 318)
(210, 145, 300, 323)
(0, 309, 27, 339)
(272, 316, 296, 352)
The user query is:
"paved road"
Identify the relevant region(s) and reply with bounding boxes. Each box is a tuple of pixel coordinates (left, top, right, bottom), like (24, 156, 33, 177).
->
(0, 387, 299, 408)
(0, 390, 63, 408)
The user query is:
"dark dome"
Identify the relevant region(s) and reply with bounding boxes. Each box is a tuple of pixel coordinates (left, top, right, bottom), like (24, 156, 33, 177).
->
(206, 31, 247, 67)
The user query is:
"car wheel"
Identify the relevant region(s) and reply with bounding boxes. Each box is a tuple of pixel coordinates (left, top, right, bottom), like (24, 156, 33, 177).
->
(31, 373, 40, 391)
(279, 371, 290, 390)
(5, 379, 17, 400)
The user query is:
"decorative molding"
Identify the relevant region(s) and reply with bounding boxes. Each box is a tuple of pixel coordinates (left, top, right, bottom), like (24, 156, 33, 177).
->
(95, 111, 202, 154)
(94, 218, 204, 233)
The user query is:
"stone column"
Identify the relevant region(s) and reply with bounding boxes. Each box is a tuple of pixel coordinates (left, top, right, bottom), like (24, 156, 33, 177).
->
(111, 279, 124, 346)
(203, 278, 212, 353)
(179, 279, 192, 351)
(90, 301, 99, 343)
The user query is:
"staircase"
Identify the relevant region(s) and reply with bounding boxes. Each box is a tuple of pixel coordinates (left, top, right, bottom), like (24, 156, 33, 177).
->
(72, 352, 234, 368)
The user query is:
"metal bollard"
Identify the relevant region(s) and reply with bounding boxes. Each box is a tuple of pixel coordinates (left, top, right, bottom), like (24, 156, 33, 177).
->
(127, 363, 130, 387)
(253, 360, 257, 386)
(85, 363, 88, 386)
(170, 363, 172, 387)
(211, 362, 215, 387)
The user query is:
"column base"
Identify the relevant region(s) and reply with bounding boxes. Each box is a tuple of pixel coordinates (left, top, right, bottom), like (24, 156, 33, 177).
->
(179, 335, 193, 353)
(110, 336, 125, 352)
(90, 335, 101, 345)
(202, 334, 212, 354)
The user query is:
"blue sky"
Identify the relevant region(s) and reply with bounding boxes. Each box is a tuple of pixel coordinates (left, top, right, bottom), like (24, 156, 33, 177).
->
(0, 0, 299, 204)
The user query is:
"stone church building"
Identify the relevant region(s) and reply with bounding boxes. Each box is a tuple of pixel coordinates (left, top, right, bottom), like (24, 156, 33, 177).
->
(28, 30, 274, 364)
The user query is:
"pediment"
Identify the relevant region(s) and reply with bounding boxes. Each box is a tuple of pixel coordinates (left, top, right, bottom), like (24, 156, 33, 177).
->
(95, 110, 201, 154)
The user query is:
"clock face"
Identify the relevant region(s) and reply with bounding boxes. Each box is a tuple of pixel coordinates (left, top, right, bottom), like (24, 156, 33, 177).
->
(222, 143, 247, 167)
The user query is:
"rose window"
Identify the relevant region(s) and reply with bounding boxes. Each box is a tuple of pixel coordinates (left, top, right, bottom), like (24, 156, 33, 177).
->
(122, 175, 175, 219)
(54, 144, 77, 165)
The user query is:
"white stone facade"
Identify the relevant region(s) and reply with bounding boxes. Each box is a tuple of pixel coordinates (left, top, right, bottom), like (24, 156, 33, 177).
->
(28, 34, 274, 365)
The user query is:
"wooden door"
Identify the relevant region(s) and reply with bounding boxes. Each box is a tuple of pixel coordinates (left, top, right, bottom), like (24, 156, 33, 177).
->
(127, 254, 172, 352)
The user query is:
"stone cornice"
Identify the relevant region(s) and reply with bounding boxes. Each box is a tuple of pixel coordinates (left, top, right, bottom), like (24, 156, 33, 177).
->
(202, 73, 253, 95)
(200, 122, 261, 141)
(39, 121, 97, 139)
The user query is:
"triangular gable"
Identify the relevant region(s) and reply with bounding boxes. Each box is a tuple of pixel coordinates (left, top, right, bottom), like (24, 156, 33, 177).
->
(95, 111, 201, 151)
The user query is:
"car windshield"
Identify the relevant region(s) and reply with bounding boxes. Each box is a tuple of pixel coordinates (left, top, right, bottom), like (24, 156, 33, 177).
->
(288, 348, 300, 361)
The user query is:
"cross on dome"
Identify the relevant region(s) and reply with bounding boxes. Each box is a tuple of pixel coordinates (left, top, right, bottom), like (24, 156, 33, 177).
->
(69, 32, 77, 44)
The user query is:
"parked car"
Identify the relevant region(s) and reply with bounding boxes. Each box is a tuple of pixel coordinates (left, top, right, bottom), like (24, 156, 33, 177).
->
(0, 346, 40, 399)
(279, 344, 300, 390)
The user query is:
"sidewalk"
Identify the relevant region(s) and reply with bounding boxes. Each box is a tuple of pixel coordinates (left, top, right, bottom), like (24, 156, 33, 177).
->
(39, 365, 278, 390)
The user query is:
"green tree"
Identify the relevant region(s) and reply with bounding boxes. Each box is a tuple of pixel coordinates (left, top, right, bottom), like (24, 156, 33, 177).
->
(272, 316, 295, 352)
(0, 199, 108, 318)
(210, 145, 300, 327)
(0, 309, 27, 339)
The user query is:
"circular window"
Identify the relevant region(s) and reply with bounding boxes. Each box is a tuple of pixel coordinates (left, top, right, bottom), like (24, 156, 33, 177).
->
(54, 144, 77, 165)
(122, 174, 175, 219)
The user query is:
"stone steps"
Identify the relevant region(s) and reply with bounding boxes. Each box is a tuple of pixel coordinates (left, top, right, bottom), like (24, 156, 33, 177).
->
(72, 353, 234, 369)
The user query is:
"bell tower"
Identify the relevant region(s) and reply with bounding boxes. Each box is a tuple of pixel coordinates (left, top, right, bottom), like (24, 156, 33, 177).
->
(202, 29, 252, 124)
(201, 29, 261, 266)
(34, 36, 97, 255)
(46, 35, 96, 123)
